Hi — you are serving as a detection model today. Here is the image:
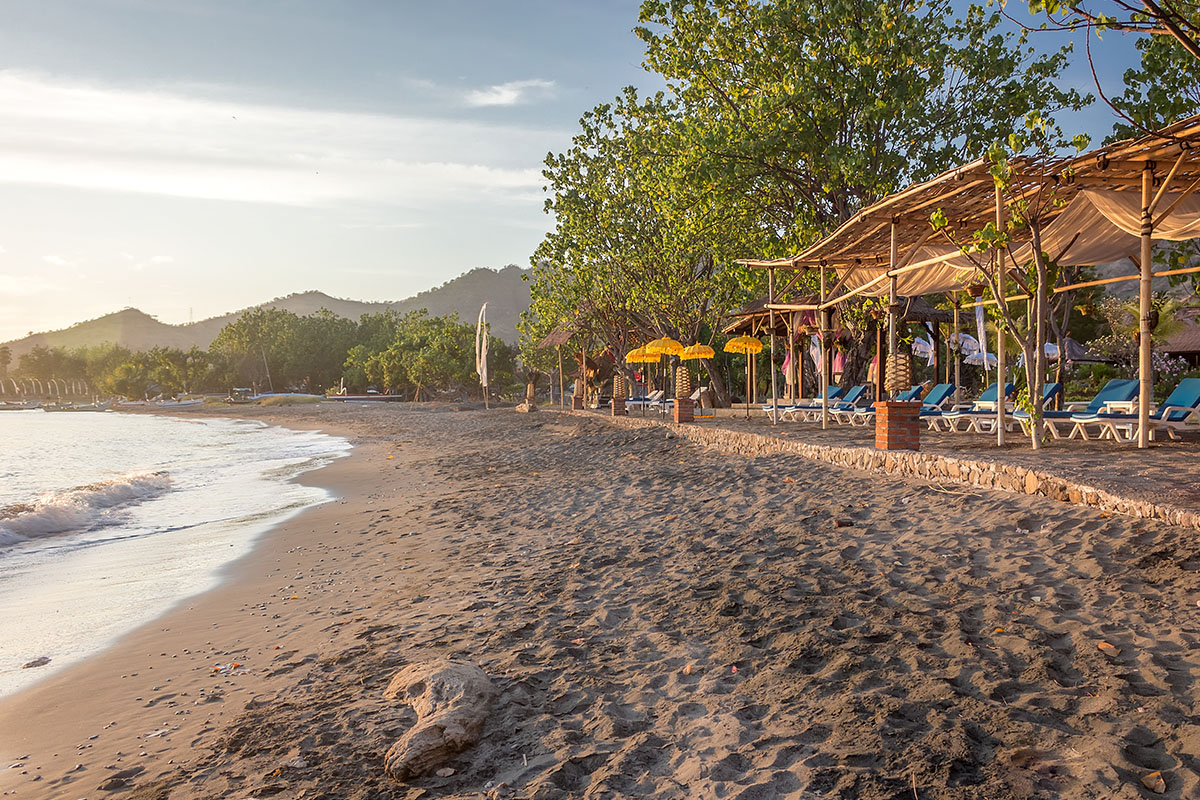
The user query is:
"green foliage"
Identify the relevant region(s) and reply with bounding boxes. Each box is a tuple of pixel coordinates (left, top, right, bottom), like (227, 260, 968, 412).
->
(636, 0, 1087, 243)
(1109, 32, 1200, 141)
(9, 307, 507, 401)
(1087, 293, 1188, 371)
(341, 310, 514, 400)
(529, 88, 760, 358)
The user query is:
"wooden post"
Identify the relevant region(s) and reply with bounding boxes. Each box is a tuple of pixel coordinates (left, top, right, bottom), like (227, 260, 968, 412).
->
(557, 346, 564, 409)
(995, 182, 1007, 446)
(875, 320, 884, 401)
(798, 332, 807, 400)
(819, 264, 828, 429)
(887, 221, 898, 401)
(768, 268, 779, 424)
(786, 313, 797, 401)
(1139, 163, 1154, 448)
(953, 295, 961, 405)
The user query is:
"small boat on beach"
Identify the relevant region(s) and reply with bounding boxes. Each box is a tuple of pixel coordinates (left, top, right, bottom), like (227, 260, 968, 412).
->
(157, 398, 205, 408)
(43, 400, 114, 413)
(0, 400, 41, 411)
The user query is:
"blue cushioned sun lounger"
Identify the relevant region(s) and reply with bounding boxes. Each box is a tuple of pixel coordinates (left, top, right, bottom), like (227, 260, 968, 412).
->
(967, 382, 1063, 434)
(927, 383, 1015, 432)
(1013, 379, 1138, 439)
(1068, 377, 1200, 441)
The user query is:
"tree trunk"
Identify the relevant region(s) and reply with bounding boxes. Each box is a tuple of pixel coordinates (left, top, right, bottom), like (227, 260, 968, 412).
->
(1028, 224, 1050, 451)
(701, 357, 730, 407)
(840, 336, 874, 390)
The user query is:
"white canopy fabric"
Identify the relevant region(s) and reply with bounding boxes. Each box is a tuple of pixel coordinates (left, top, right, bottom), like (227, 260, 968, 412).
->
(1009, 190, 1200, 266)
(834, 190, 1200, 298)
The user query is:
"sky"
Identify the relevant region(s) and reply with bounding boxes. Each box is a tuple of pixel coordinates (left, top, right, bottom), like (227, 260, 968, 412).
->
(0, 0, 1146, 341)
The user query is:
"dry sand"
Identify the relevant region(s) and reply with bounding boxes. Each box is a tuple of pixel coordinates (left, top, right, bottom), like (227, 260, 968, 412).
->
(2, 403, 1199, 799)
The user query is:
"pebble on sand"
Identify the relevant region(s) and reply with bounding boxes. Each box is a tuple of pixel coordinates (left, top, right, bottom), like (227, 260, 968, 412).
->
(1141, 771, 1167, 793)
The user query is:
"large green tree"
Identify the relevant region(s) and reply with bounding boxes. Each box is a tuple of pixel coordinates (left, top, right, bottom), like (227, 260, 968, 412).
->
(531, 90, 763, 404)
(636, 0, 1088, 247)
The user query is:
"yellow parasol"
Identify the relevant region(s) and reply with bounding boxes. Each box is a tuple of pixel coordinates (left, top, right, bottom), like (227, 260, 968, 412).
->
(723, 336, 763, 418)
(625, 346, 655, 364)
(680, 343, 715, 360)
(723, 335, 763, 355)
(645, 336, 683, 356)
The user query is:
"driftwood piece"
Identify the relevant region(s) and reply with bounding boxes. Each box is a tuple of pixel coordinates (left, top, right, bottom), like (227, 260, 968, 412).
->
(383, 660, 497, 781)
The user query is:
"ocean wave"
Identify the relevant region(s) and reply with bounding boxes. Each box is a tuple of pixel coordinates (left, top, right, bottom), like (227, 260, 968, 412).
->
(0, 471, 172, 545)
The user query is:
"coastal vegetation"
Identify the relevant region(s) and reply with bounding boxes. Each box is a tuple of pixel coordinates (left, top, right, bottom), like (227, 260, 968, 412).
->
(7, 308, 517, 401)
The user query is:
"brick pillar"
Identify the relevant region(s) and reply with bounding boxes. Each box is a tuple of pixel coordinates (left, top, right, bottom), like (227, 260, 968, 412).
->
(612, 398, 626, 416)
(673, 397, 694, 423)
(874, 401, 921, 451)
(571, 395, 585, 410)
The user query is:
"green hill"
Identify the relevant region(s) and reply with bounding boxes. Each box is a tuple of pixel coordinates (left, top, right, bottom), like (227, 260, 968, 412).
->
(3, 265, 530, 358)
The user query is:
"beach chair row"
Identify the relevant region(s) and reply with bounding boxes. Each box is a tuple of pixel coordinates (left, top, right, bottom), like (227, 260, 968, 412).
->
(762, 377, 1200, 443)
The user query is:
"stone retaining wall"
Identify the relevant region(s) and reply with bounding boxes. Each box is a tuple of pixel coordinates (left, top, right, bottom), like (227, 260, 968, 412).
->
(579, 412, 1200, 532)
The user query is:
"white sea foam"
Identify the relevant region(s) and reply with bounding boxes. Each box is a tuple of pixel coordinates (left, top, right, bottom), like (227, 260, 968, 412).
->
(0, 412, 350, 699)
(0, 471, 172, 545)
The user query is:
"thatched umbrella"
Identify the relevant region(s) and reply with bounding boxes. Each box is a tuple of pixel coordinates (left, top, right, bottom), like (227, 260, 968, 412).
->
(723, 335, 764, 419)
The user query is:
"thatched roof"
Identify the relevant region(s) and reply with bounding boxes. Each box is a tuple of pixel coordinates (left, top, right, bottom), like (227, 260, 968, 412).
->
(740, 113, 1200, 273)
(896, 296, 954, 325)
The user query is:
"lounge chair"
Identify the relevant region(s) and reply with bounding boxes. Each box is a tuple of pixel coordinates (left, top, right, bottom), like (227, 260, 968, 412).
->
(626, 389, 664, 408)
(773, 387, 844, 421)
(1015, 378, 1138, 439)
(926, 383, 1016, 432)
(970, 382, 1063, 434)
(841, 383, 955, 427)
(833, 384, 926, 426)
(658, 388, 703, 409)
(1067, 377, 1200, 442)
(804, 384, 868, 423)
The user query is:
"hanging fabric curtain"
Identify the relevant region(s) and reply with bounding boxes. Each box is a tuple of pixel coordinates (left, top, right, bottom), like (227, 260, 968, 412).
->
(975, 305, 989, 380)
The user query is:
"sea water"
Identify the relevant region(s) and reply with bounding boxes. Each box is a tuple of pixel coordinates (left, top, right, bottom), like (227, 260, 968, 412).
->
(0, 411, 350, 698)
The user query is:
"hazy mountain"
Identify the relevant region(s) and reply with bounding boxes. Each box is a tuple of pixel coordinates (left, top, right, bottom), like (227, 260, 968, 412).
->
(3, 265, 530, 358)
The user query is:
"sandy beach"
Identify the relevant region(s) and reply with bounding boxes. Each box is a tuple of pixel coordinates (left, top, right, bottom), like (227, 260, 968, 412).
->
(3, 403, 1199, 799)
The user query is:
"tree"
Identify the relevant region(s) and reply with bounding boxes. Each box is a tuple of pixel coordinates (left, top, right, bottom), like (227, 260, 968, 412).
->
(932, 114, 1094, 449)
(631, 0, 1086, 388)
(0, 345, 10, 378)
(636, 0, 1087, 243)
(1109, 30, 1200, 139)
(531, 89, 762, 405)
(1020, 0, 1200, 61)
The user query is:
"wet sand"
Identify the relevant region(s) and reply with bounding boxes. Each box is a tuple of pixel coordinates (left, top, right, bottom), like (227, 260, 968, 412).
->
(2, 403, 1198, 799)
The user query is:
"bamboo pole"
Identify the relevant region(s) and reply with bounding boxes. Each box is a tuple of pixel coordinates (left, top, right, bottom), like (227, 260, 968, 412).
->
(786, 313, 797, 401)
(887, 222, 899, 400)
(995, 182, 1007, 447)
(875, 319, 884, 402)
(953, 294, 961, 406)
(557, 345, 564, 409)
(768, 268, 779, 424)
(1139, 164, 1154, 448)
(820, 264, 829, 429)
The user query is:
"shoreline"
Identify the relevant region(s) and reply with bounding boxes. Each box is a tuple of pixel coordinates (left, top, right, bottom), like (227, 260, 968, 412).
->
(3, 403, 1198, 799)
(0, 404, 378, 797)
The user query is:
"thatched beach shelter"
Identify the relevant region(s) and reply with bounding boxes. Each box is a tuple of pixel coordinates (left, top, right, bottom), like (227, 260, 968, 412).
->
(739, 113, 1200, 446)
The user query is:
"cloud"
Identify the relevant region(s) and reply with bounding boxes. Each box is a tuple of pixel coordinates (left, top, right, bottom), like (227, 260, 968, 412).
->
(0, 71, 555, 208)
(0, 272, 61, 296)
(464, 79, 557, 107)
(42, 254, 73, 267)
